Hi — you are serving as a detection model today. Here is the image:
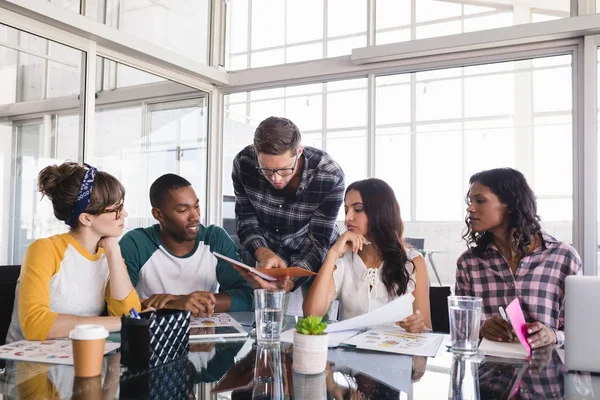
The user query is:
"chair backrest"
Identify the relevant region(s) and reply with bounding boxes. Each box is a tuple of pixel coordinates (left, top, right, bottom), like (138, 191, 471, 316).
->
(405, 237, 425, 251)
(0, 265, 21, 345)
(429, 286, 451, 333)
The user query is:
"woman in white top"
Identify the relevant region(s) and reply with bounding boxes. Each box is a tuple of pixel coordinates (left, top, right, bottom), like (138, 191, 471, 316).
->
(303, 178, 431, 332)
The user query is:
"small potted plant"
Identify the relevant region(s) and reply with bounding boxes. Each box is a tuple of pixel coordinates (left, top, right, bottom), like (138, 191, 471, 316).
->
(293, 316, 328, 375)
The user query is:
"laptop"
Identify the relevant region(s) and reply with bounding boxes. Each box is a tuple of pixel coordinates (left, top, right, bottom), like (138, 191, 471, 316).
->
(565, 276, 600, 373)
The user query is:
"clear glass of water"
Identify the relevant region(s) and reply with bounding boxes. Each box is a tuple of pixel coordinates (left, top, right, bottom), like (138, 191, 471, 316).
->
(448, 296, 482, 354)
(254, 289, 285, 345)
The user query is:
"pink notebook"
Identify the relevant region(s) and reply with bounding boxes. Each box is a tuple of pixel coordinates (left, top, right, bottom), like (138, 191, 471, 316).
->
(505, 297, 532, 356)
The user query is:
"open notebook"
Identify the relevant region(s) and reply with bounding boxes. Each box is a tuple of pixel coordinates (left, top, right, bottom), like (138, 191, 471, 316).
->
(479, 338, 529, 359)
(478, 298, 531, 359)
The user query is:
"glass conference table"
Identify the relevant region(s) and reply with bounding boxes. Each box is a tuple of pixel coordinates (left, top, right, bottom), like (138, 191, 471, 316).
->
(0, 312, 597, 399)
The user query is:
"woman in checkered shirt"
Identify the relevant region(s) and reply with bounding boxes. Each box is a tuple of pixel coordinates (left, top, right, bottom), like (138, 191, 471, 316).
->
(456, 167, 582, 349)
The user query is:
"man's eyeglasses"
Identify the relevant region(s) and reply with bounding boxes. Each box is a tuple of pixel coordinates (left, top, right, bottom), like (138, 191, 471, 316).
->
(102, 202, 124, 220)
(257, 153, 298, 177)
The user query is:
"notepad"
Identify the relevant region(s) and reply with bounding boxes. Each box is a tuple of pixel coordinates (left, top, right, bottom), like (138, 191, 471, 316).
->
(478, 338, 529, 359)
(478, 297, 531, 359)
(213, 251, 317, 280)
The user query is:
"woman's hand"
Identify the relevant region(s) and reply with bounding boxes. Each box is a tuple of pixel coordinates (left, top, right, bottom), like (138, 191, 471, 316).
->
(481, 314, 516, 342)
(396, 310, 426, 333)
(98, 236, 120, 255)
(329, 231, 368, 258)
(526, 321, 557, 349)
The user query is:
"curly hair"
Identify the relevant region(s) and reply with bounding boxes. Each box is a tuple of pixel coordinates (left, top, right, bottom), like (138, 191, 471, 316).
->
(462, 168, 541, 257)
(346, 178, 413, 298)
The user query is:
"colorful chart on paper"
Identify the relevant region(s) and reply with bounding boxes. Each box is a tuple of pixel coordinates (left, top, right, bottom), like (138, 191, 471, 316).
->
(190, 313, 241, 328)
(343, 326, 445, 357)
(0, 340, 120, 365)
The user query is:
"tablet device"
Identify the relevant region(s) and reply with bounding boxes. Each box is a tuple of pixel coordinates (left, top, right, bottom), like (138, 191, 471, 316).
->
(190, 325, 248, 340)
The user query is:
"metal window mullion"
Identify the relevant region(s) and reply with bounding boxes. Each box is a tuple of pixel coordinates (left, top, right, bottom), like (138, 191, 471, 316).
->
(322, 82, 328, 152)
(367, 74, 375, 177)
(323, 0, 328, 58)
(81, 41, 96, 164)
(573, 36, 598, 275)
(367, 0, 375, 47)
(207, 88, 224, 225)
(410, 72, 417, 221)
(247, 0, 252, 68)
(460, 67, 466, 213)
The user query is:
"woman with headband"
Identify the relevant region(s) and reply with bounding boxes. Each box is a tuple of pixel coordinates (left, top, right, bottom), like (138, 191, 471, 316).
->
(5, 162, 141, 342)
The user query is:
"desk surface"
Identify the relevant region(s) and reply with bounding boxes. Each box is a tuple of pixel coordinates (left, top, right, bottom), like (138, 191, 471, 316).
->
(0, 312, 597, 399)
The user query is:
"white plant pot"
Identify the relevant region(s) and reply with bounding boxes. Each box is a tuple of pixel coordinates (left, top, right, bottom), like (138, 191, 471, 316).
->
(292, 331, 328, 375)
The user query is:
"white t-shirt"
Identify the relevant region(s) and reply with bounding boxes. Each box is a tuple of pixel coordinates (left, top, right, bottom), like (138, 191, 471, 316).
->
(332, 248, 421, 320)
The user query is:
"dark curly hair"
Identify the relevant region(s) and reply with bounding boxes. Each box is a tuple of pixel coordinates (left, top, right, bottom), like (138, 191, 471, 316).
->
(462, 168, 541, 257)
(346, 178, 413, 298)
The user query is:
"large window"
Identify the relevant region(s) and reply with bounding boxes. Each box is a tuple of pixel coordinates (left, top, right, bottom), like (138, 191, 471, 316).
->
(90, 58, 209, 232)
(223, 54, 573, 287)
(223, 78, 368, 223)
(0, 23, 84, 264)
(226, 0, 570, 70)
(86, 0, 210, 64)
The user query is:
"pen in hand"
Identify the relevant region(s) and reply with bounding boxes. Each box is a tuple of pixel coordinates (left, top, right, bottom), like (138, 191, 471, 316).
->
(499, 306, 514, 341)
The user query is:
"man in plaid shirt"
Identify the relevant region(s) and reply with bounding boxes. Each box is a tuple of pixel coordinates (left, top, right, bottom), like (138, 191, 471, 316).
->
(456, 168, 581, 348)
(232, 117, 344, 292)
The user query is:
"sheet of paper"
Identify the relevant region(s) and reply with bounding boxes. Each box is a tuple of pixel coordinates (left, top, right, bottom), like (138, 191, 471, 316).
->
(190, 313, 242, 328)
(0, 340, 120, 365)
(325, 294, 414, 333)
(506, 297, 531, 355)
(342, 325, 444, 357)
(280, 328, 361, 348)
(212, 252, 277, 281)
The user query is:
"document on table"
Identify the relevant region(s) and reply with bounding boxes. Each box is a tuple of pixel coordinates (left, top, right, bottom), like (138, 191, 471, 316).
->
(281, 294, 414, 347)
(325, 294, 414, 333)
(342, 325, 445, 357)
(0, 340, 120, 365)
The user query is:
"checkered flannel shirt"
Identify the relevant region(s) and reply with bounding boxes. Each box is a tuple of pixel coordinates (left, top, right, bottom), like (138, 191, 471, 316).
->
(455, 231, 582, 345)
(232, 145, 344, 290)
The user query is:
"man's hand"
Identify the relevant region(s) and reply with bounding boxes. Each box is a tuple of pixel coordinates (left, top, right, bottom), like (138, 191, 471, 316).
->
(526, 321, 557, 349)
(163, 291, 217, 317)
(396, 310, 426, 333)
(142, 293, 181, 310)
(255, 247, 287, 269)
(232, 264, 294, 293)
(481, 314, 517, 342)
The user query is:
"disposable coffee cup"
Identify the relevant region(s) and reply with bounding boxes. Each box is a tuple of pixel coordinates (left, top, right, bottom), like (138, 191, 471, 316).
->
(69, 324, 109, 377)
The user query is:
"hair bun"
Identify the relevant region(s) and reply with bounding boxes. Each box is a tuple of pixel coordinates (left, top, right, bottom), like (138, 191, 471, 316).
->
(37, 162, 82, 200)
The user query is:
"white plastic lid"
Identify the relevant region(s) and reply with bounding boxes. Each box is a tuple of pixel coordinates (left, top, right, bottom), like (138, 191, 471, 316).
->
(68, 324, 109, 340)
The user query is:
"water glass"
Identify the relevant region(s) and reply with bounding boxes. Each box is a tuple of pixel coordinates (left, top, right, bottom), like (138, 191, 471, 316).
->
(254, 289, 285, 345)
(448, 296, 482, 354)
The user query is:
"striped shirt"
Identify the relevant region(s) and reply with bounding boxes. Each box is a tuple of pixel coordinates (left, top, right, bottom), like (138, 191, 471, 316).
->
(232, 145, 344, 289)
(455, 231, 582, 344)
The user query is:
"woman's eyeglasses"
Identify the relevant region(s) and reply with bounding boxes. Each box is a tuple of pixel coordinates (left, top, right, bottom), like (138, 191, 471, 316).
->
(102, 202, 124, 220)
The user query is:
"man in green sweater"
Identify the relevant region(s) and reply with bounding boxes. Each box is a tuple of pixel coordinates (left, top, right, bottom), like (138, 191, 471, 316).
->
(119, 174, 253, 315)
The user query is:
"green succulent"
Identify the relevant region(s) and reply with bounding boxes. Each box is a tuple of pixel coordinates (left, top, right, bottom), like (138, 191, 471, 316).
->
(295, 316, 327, 335)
